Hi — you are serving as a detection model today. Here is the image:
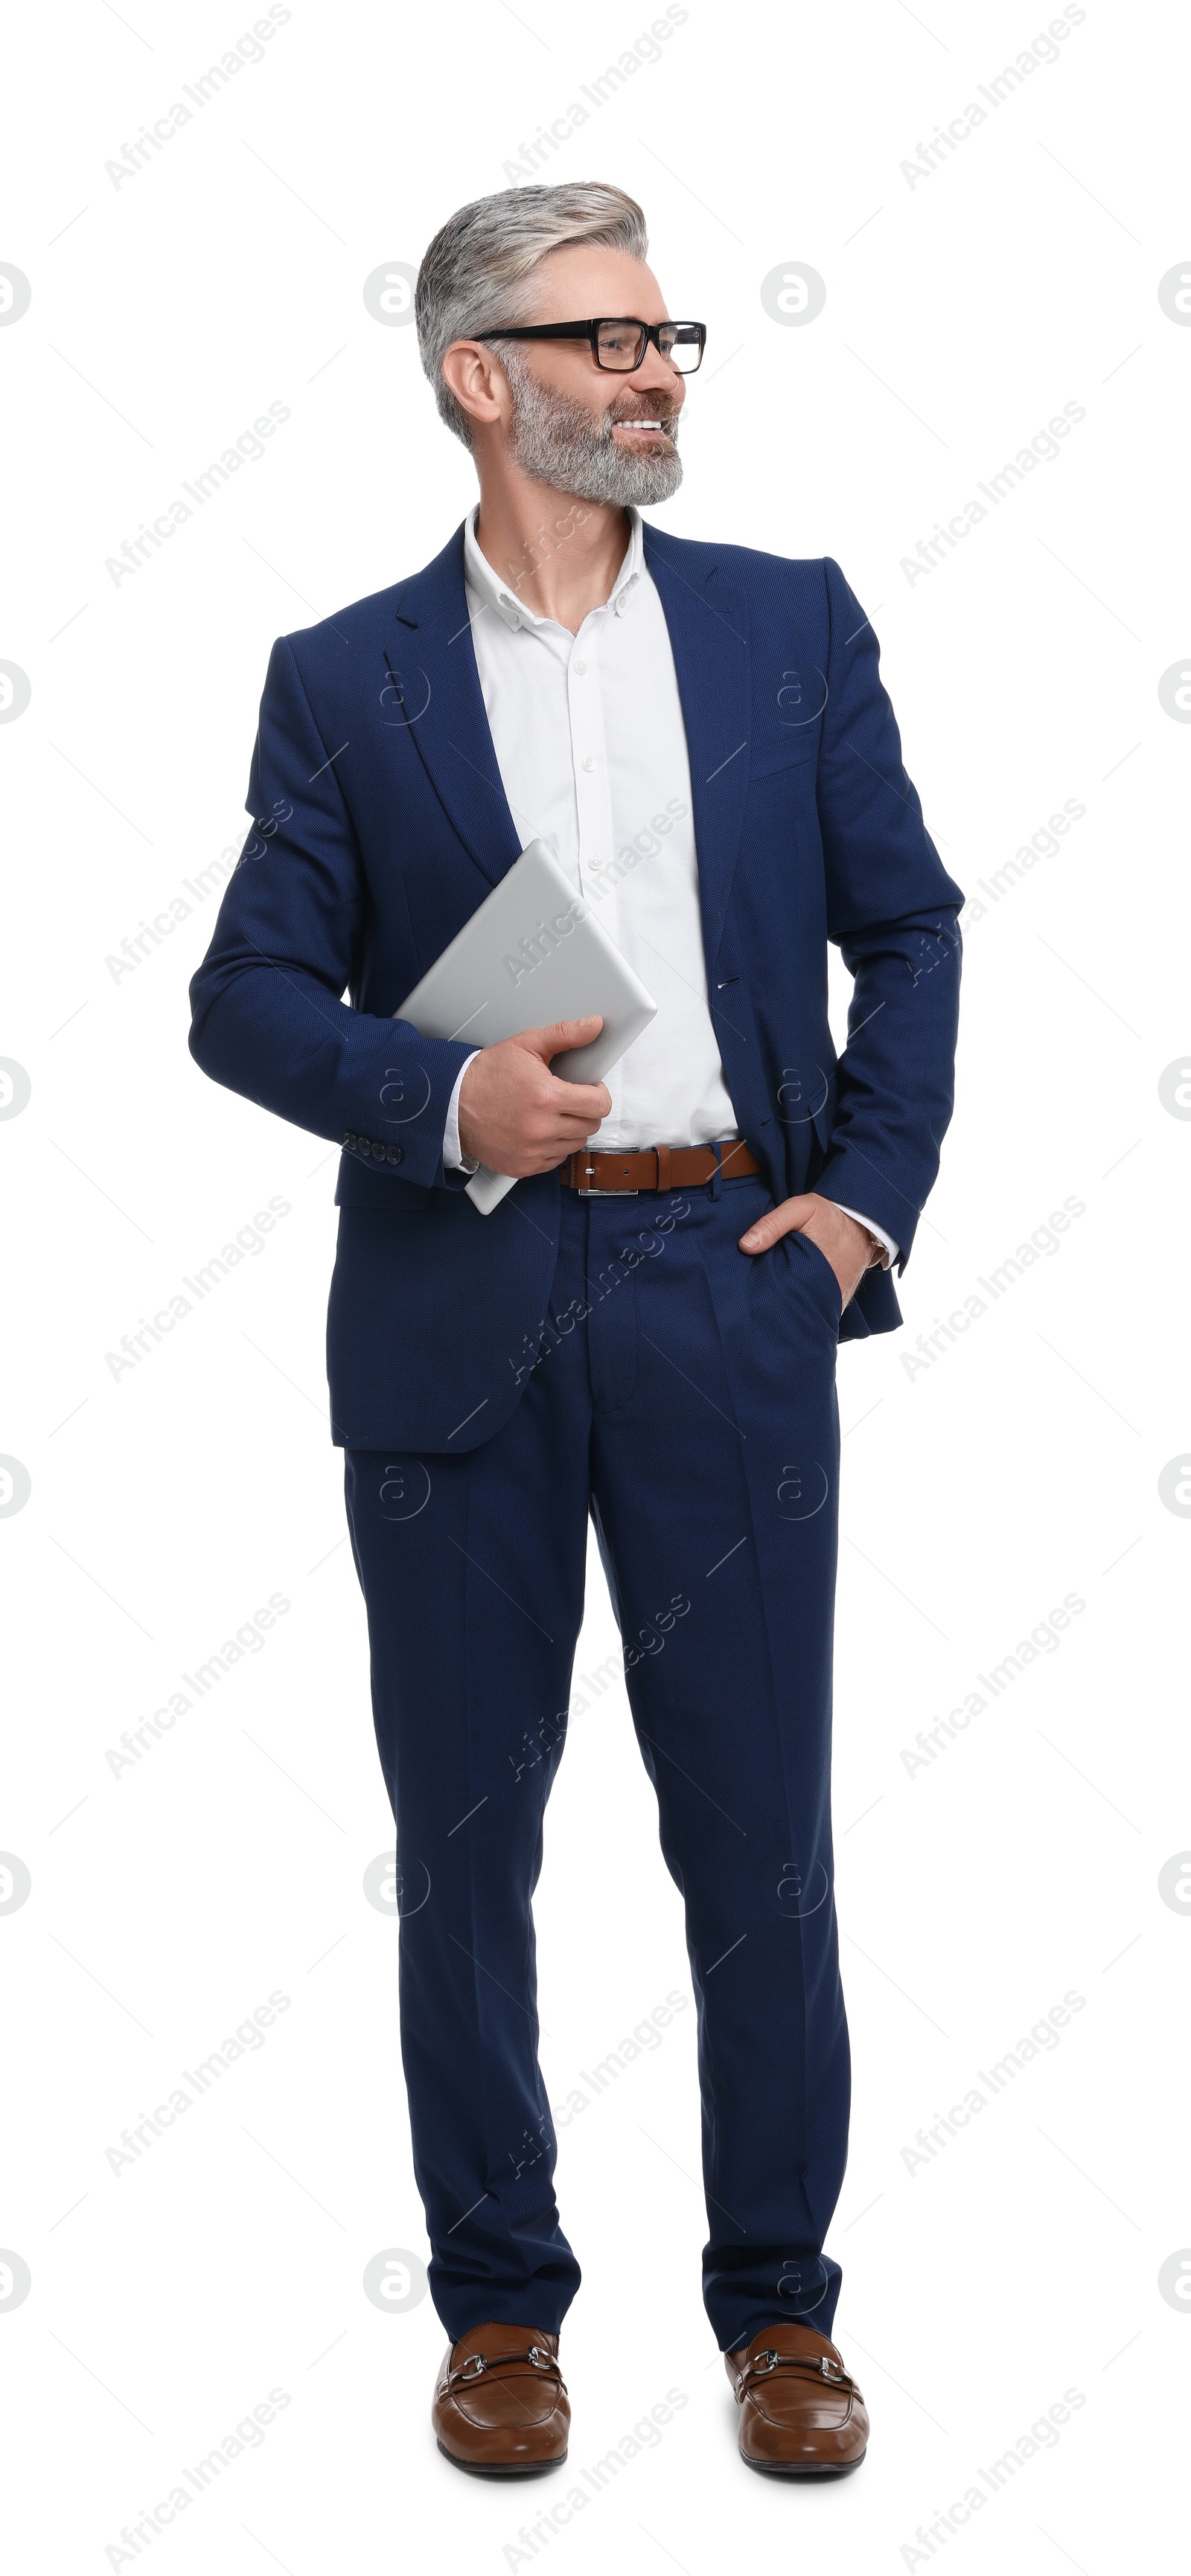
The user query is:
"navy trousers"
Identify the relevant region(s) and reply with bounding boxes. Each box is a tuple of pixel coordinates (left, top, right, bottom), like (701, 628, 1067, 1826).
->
(342, 1170, 851, 2354)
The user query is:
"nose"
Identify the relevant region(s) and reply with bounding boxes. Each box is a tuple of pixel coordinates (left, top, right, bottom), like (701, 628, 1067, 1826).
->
(633, 347, 686, 406)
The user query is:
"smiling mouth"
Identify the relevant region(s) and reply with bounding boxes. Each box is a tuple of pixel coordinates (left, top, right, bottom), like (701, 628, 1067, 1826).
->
(611, 417, 674, 436)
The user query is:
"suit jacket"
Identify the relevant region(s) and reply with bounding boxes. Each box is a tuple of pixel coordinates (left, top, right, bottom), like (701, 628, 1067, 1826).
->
(188, 522, 963, 1452)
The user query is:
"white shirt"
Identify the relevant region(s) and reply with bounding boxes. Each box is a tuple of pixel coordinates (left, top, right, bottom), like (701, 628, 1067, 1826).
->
(444, 505, 896, 1266)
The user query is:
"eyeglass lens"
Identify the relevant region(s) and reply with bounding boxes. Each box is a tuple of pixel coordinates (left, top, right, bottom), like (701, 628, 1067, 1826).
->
(595, 321, 703, 373)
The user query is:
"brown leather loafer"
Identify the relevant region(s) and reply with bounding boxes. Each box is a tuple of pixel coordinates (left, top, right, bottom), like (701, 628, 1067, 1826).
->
(726, 2323, 868, 2474)
(432, 2323, 569, 2476)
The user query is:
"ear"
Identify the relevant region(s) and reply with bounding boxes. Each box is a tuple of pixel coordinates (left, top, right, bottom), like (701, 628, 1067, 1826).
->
(441, 339, 511, 432)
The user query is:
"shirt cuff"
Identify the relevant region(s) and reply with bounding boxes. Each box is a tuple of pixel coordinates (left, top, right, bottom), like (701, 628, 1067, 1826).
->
(835, 1204, 899, 1269)
(443, 1052, 482, 1173)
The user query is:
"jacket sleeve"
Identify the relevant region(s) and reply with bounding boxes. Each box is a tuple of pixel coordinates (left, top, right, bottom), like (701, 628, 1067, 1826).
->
(811, 557, 963, 1269)
(188, 635, 474, 1191)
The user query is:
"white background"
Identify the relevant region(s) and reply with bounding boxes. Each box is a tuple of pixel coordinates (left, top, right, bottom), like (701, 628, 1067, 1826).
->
(1, 2, 1188, 2571)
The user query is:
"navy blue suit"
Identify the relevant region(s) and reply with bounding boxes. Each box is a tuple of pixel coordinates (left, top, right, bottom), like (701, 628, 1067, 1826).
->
(188, 525, 962, 1455)
(189, 525, 962, 2349)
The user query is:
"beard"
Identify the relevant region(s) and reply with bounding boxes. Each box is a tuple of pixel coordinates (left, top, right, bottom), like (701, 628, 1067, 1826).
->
(500, 347, 684, 506)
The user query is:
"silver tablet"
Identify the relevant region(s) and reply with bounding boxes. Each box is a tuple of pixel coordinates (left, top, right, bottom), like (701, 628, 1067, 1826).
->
(395, 840, 658, 1212)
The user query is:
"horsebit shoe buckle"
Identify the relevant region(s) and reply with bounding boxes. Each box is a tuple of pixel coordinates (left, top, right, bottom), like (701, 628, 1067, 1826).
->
(751, 2349, 844, 2383)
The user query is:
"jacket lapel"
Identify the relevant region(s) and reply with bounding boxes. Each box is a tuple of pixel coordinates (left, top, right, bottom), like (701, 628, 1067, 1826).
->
(642, 526, 751, 968)
(385, 524, 523, 888)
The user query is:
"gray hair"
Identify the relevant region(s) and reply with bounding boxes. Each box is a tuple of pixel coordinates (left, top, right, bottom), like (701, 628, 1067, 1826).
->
(415, 182, 648, 448)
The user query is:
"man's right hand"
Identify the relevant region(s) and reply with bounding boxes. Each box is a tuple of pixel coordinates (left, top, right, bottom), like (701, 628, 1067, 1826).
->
(456, 1017, 611, 1176)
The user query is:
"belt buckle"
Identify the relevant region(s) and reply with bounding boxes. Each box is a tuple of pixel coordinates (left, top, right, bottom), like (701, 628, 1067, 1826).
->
(576, 1160, 638, 1196)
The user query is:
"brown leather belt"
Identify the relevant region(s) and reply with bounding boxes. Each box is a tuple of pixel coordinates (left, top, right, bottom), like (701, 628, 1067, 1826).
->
(560, 1139, 762, 1194)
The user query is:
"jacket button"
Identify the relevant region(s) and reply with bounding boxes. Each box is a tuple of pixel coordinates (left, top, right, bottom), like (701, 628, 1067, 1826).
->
(387, 1146, 402, 1164)
(371, 1141, 384, 1159)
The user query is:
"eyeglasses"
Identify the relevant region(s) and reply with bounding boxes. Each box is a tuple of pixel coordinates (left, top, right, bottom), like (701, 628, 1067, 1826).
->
(473, 318, 706, 375)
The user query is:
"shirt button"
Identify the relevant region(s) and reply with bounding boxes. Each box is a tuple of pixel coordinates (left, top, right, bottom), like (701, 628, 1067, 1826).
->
(573, 659, 587, 676)
(581, 755, 596, 772)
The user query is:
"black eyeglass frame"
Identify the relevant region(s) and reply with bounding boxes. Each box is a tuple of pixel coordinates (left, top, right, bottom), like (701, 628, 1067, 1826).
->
(472, 318, 706, 374)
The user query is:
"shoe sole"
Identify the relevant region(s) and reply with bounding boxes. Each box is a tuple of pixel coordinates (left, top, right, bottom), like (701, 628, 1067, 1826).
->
(437, 2440, 568, 2479)
(743, 2450, 866, 2478)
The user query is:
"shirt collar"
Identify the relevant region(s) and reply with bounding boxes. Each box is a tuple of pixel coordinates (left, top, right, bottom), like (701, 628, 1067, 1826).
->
(463, 503, 643, 632)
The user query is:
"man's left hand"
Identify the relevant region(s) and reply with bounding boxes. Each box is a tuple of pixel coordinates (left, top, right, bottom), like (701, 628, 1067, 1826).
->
(738, 1193, 875, 1307)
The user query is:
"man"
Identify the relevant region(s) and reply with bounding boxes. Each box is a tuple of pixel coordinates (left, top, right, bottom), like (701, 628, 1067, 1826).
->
(189, 180, 962, 2479)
